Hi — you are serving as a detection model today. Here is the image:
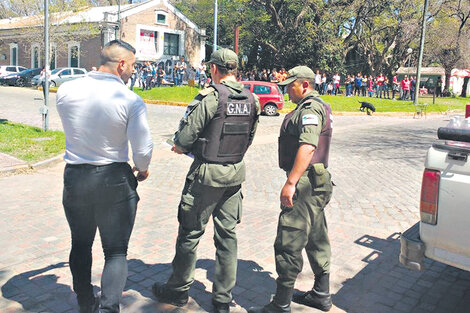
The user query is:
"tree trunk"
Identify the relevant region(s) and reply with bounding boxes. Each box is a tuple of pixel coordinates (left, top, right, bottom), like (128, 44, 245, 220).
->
(444, 68, 452, 95)
(461, 77, 469, 98)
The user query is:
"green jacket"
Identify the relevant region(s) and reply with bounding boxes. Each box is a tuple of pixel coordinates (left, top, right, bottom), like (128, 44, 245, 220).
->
(174, 80, 260, 187)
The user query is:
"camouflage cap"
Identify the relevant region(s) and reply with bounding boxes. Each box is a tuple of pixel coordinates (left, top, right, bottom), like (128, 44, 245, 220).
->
(207, 48, 238, 69)
(278, 66, 315, 86)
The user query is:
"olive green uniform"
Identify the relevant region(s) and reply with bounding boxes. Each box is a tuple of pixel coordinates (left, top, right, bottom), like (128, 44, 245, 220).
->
(275, 91, 333, 291)
(166, 80, 260, 304)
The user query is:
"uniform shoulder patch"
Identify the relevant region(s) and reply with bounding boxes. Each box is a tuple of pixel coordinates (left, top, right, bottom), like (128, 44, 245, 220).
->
(198, 86, 216, 96)
(302, 114, 319, 126)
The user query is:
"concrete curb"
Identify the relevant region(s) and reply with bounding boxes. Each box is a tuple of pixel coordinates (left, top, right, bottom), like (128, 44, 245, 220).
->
(37, 87, 58, 93)
(0, 154, 64, 175)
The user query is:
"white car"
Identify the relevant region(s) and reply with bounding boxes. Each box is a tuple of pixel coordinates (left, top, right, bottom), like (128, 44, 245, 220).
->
(40, 67, 88, 87)
(400, 119, 470, 272)
(0, 65, 28, 78)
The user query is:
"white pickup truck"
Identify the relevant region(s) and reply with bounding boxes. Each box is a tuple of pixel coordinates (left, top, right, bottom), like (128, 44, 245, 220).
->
(400, 121, 470, 272)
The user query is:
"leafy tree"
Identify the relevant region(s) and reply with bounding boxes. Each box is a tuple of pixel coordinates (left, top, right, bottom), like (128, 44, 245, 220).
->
(425, 0, 470, 94)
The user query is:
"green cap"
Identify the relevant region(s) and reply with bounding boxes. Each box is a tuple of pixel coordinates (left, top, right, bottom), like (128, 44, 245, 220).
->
(278, 66, 315, 86)
(207, 48, 238, 68)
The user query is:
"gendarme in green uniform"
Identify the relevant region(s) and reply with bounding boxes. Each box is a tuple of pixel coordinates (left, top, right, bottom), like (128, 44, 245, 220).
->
(153, 48, 260, 313)
(249, 66, 333, 313)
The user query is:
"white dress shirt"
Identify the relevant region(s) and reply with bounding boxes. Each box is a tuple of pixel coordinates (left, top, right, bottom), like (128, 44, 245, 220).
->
(56, 71, 153, 171)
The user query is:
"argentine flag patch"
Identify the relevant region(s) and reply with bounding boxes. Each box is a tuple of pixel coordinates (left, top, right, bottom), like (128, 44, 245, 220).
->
(302, 114, 319, 126)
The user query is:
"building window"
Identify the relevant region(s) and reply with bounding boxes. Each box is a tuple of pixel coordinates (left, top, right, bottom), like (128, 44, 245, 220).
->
(31, 44, 41, 68)
(164, 33, 179, 56)
(155, 11, 167, 25)
(68, 42, 80, 67)
(50, 44, 57, 70)
(9, 43, 18, 66)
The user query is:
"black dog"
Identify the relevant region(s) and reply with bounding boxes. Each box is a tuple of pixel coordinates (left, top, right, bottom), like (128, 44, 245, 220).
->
(359, 101, 376, 115)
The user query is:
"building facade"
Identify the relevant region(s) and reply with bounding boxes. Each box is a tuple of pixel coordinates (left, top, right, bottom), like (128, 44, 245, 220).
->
(0, 0, 206, 72)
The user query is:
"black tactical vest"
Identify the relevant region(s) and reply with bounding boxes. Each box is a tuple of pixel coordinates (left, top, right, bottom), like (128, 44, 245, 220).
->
(194, 84, 257, 164)
(278, 97, 332, 171)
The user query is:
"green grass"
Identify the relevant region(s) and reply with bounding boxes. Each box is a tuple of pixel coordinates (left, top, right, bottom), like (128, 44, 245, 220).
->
(133, 86, 200, 103)
(0, 121, 65, 163)
(283, 94, 469, 112)
(133, 86, 469, 113)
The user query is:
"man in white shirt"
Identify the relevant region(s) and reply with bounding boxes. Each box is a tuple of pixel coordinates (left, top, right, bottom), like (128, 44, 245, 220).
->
(314, 70, 322, 93)
(56, 40, 153, 313)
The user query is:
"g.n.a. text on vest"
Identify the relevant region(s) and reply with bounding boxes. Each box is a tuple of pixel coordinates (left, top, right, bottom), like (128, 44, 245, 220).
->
(227, 102, 251, 116)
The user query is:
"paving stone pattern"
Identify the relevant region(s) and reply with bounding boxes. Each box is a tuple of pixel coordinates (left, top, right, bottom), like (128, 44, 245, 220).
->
(1, 87, 470, 313)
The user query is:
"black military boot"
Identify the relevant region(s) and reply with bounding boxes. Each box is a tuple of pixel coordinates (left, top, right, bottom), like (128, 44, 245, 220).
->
(152, 282, 189, 307)
(247, 285, 292, 313)
(78, 296, 100, 313)
(212, 300, 230, 313)
(292, 273, 332, 312)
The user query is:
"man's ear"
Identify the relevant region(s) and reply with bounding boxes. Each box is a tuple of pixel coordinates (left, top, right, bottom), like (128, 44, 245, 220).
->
(302, 81, 309, 89)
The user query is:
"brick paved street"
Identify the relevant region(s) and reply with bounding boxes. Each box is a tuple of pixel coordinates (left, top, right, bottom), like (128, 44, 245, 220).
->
(1, 87, 470, 313)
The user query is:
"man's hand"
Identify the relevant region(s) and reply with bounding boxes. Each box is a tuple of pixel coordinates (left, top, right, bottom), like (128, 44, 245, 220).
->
(171, 144, 184, 155)
(132, 167, 149, 182)
(280, 181, 296, 208)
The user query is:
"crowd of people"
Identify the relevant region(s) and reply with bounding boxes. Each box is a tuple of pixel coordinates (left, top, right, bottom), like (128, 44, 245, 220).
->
(128, 57, 444, 102)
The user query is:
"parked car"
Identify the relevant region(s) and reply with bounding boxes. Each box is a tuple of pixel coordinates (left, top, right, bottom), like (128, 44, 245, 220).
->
(242, 81, 284, 116)
(0, 65, 28, 78)
(400, 121, 470, 272)
(0, 68, 42, 87)
(39, 67, 88, 87)
(31, 74, 41, 86)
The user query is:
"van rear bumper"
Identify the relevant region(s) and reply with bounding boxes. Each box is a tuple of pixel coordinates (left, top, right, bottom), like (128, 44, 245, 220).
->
(399, 222, 426, 271)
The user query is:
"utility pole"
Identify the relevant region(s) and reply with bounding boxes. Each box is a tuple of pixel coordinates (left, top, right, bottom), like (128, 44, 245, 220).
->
(114, 0, 121, 39)
(213, 0, 218, 52)
(43, 0, 49, 131)
(414, 0, 429, 106)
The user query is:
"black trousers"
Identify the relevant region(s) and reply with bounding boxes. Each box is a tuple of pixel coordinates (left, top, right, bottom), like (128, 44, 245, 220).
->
(63, 162, 139, 313)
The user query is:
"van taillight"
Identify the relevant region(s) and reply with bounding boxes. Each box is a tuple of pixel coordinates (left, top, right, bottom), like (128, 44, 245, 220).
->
(420, 169, 440, 225)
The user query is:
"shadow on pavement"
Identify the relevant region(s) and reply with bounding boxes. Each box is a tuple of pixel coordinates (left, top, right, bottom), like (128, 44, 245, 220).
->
(2, 258, 274, 313)
(122, 258, 275, 312)
(1, 262, 80, 312)
(332, 233, 470, 313)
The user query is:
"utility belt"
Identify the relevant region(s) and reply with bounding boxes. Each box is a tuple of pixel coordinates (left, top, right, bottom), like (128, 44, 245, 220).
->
(285, 163, 331, 191)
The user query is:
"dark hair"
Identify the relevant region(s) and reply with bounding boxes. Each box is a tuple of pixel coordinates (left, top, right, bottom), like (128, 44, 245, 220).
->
(100, 40, 136, 65)
(216, 61, 238, 76)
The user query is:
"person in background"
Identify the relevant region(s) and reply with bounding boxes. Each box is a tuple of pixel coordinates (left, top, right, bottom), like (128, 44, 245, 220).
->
(345, 74, 351, 97)
(173, 64, 179, 86)
(354, 73, 362, 97)
(177, 57, 187, 86)
(401, 75, 411, 100)
(361, 75, 368, 97)
(315, 70, 322, 93)
(199, 61, 207, 88)
(410, 76, 416, 101)
(383, 76, 390, 99)
(156, 65, 165, 87)
(392, 74, 400, 100)
(270, 68, 279, 83)
(376, 73, 384, 98)
(368, 76, 374, 97)
(333, 73, 340, 95)
(321, 73, 328, 95)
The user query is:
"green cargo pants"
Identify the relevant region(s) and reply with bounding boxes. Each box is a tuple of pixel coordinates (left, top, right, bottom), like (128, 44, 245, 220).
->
(274, 167, 332, 289)
(166, 178, 242, 304)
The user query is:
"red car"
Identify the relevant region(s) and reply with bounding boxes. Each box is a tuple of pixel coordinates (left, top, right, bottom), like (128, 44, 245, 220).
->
(242, 81, 284, 116)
